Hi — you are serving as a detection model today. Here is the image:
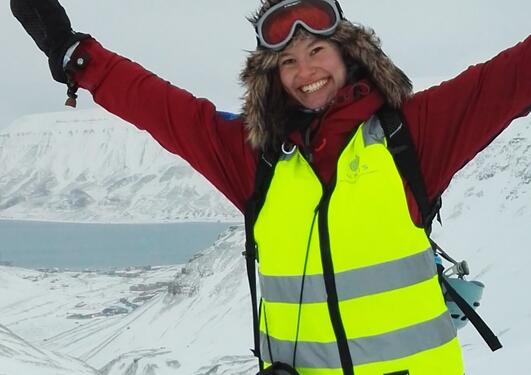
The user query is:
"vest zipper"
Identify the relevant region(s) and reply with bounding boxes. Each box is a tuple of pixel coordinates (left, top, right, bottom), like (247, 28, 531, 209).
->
(300, 114, 324, 163)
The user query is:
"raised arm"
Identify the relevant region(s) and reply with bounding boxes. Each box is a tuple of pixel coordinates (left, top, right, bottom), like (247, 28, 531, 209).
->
(71, 39, 256, 212)
(403, 35, 531, 201)
(11, 0, 257, 212)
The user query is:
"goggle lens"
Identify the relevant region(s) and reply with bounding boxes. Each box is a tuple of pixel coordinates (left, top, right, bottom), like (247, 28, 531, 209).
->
(257, 0, 341, 50)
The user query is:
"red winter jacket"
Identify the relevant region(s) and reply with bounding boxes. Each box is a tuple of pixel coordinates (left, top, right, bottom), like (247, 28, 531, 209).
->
(73, 36, 531, 224)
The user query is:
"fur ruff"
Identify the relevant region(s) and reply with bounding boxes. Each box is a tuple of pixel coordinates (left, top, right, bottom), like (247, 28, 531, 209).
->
(240, 6, 413, 151)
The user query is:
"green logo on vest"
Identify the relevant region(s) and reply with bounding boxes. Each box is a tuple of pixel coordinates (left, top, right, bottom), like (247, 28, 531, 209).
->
(349, 156, 360, 172)
(346, 155, 372, 183)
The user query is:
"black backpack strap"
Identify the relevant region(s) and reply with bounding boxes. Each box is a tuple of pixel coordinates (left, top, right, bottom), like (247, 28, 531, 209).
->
(437, 265, 503, 351)
(244, 151, 279, 369)
(377, 104, 502, 352)
(376, 105, 437, 229)
(243, 219, 261, 365)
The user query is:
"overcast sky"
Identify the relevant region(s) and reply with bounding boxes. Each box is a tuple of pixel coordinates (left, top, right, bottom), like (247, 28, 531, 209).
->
(1, 0, 530, 128)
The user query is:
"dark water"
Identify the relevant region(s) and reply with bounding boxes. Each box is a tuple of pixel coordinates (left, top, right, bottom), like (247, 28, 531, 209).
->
(0, 220, 235, 270)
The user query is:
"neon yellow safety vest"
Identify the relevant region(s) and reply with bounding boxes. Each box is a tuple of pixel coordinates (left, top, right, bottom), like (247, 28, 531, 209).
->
(253, 116, 464, 374)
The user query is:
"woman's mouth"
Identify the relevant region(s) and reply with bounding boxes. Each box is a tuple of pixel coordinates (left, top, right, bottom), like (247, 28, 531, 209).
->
(300, 78, 328, 94)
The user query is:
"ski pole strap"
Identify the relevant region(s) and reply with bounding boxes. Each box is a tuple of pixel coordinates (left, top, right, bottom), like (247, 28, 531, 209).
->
(438, 268, 502, 351)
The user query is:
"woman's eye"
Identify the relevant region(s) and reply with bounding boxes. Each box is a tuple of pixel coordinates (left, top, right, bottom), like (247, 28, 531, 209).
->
(280, 58, 295, 66)
(310, 46, 324, 56)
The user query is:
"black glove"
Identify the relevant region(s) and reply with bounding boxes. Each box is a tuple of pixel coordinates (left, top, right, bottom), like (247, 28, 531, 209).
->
(10, 0, 90, 84)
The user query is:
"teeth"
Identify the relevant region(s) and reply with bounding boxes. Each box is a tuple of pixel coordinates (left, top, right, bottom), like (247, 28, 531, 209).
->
(301, 79, 328, 94)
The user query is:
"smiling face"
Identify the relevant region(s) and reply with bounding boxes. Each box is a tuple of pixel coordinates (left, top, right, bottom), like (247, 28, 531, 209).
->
(278, 34, 347, 111)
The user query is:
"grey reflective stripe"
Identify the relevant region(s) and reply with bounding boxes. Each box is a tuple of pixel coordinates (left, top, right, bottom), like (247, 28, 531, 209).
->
(362, 116, 385, 146)
(261, 312, 456, 369)
(260, 248, 436, 303)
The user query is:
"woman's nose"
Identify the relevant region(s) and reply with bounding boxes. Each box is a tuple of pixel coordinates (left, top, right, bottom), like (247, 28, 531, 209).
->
(296, 59, 316, 80)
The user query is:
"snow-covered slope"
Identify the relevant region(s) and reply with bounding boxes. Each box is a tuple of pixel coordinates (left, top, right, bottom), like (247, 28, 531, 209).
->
(0, 226, 255, 374)
(49, 226, 253, 374)
(0, 109, 240, 222)
(0, 324, 99, 375)
(0, 117, 530, 374)
(431, 118, 531, 373)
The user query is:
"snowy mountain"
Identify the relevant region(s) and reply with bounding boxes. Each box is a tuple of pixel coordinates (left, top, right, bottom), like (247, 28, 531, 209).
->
(0, 116, 530, 374)
(0, 226, 256, 374)
(0, 109, 240, 223)
(430, 117, 531, 373)
(0, 324, 99, 375)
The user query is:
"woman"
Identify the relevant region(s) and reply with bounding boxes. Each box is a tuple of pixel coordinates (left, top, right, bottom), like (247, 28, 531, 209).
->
(11, 0, 531, 374)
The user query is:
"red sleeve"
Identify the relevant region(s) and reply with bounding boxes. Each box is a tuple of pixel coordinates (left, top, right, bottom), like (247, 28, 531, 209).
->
(72, 39, 256, 213)
(403, 35, 531, 204)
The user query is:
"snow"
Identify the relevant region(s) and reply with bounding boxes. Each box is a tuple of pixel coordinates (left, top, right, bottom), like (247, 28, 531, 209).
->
(0, 324, 99, 375)
(0, 226, 255, 374)
(0, 111, 530, 374)
(0, 109, 241, 223)
(430, 118, 531, 373)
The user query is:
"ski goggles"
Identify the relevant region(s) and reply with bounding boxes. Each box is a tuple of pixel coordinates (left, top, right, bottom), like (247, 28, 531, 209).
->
(255, 0, 344, 51)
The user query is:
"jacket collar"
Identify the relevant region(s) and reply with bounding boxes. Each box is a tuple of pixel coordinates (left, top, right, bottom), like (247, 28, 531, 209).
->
(286, 80, 385, 149)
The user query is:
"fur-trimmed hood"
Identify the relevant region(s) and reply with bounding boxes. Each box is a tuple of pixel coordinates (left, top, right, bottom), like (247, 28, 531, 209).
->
(240, 3, 413, 151)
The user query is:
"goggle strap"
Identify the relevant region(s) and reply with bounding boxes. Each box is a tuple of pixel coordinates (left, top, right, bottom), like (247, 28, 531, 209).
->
(334, 0, 345, 19)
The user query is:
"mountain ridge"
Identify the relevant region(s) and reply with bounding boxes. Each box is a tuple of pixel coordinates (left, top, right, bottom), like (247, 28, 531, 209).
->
(0, 109, 240, 223)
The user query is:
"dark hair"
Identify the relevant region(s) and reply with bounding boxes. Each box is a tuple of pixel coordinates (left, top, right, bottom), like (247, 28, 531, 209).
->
(264, 68, 291, 151)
